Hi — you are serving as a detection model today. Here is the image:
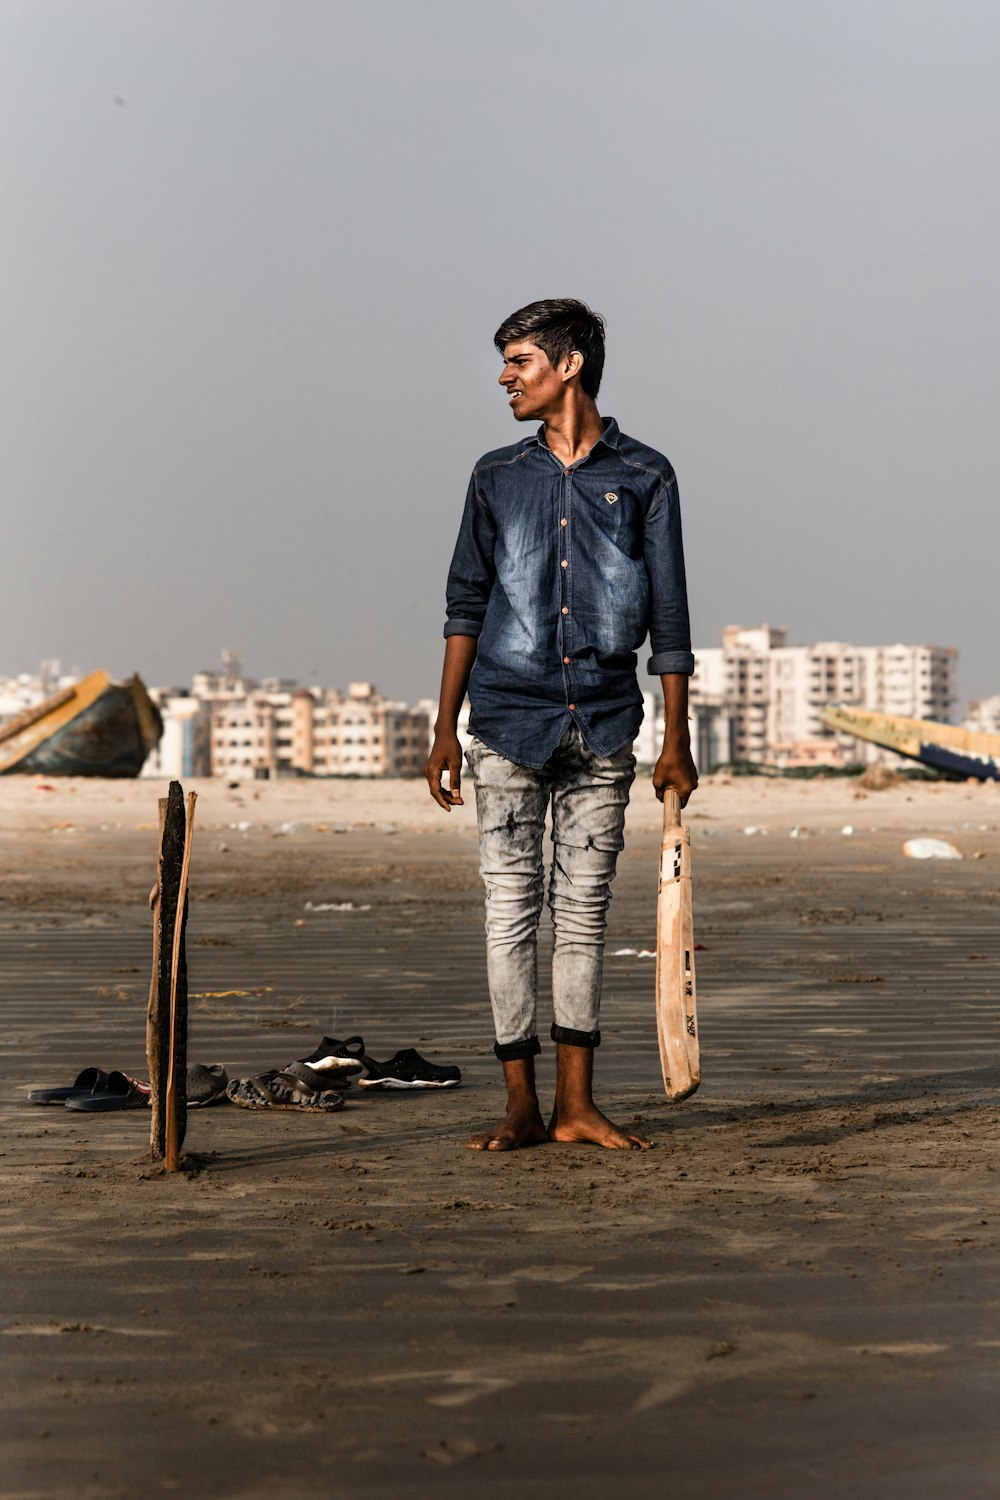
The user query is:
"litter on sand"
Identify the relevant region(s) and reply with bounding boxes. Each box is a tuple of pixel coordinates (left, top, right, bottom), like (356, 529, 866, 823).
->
(903, 838, 962, 860)
(303, 900, 372, 913)
(191, 988, 273, 999)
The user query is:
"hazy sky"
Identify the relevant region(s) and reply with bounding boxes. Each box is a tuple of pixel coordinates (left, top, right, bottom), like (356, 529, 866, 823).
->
(3, 0, 998, 705)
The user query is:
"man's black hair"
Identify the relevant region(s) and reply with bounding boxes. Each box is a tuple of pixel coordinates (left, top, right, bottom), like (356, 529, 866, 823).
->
(494, 298, 606, 399)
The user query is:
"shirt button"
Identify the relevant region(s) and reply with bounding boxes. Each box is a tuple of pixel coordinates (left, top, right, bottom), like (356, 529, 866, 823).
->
(563, 656, 570, 664)
(569, 704, 576, 711)
(560, 518, 568, 527)
(561, 607, 569, 615)
(561, 559, 568, 569)
(563, 469, 570, 476)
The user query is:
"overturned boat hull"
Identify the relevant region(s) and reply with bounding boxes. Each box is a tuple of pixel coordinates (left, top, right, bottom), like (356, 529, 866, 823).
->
(0, 671, 162, 777)
(822, 704, 1000, 782)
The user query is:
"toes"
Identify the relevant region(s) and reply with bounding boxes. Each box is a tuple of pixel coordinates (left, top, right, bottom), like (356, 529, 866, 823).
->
(468, 1130, 513, 1151)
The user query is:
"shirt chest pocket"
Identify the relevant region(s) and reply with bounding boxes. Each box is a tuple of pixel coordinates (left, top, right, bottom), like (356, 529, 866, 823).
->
(582, 488, 644, 558)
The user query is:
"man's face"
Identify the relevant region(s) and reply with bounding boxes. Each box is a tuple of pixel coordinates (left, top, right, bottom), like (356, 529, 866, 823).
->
(498, 339, 566, 422)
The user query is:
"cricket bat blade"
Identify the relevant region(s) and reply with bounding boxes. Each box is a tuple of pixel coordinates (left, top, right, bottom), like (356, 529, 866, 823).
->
(656, 790, 700, 1101)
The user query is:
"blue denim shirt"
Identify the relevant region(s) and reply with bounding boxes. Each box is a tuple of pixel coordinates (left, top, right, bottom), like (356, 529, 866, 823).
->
(444, 418, 694, 769)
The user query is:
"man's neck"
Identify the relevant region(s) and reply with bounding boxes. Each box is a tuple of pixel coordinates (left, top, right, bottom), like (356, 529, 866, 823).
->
(541, 396, 605, 467)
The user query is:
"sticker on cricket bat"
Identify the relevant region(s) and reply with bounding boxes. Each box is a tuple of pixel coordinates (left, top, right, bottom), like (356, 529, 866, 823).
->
(655, 790, 700, 1101)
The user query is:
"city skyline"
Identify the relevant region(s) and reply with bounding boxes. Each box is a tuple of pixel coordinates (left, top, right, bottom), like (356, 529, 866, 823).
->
(0, 621, 974, 711)
(6, 625, 996, 781)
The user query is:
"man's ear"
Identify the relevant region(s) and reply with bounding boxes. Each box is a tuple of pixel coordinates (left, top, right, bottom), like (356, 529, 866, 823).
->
(561, 350, 584, 384)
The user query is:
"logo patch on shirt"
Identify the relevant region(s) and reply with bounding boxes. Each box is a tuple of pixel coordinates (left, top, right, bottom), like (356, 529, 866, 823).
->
(604, 492, 619, 504)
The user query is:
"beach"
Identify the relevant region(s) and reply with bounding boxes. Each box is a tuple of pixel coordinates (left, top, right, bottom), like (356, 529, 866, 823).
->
(3, 771, 1000, 1499)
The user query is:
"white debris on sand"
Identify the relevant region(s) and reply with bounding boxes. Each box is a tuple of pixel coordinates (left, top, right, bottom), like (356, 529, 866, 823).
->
(903, 838, 963, 860)
(303, 900, 373, 912)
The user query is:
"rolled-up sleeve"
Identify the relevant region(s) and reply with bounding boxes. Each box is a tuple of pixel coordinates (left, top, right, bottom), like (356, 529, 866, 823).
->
(644, 476, 695, 676)
(444, 473, 496, 639)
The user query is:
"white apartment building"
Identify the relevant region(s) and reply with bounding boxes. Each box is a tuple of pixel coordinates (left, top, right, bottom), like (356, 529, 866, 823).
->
(966, 696, 1000, 736)
(691, 625, 957, 767)
(141, 692, 211, 778)
(137, 655, 431, 781)
(0, 661, 78, 727)
(208, 680, 428, 780)
(636, 691, 733, 771)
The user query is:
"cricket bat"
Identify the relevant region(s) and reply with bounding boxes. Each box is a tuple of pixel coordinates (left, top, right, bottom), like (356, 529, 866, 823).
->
(655, 789, 700, 1101)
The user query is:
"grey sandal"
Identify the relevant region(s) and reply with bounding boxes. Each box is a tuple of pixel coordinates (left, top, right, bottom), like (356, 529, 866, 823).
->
(226, 1071, 346, 1112)
(187, 1063, 229, 1106)
(280, 1059, 353, 1092)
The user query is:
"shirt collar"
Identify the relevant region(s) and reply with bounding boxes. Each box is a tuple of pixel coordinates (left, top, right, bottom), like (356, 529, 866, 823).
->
(529, 416, 621, 454)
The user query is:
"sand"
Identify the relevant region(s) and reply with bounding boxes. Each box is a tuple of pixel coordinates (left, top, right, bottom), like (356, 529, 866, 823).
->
(2, 771, 1000, 1499)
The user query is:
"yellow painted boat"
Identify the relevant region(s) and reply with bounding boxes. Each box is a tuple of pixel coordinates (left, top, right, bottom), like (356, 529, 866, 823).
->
(0, 671, 162, 777)
(822, 705, 1000, 781)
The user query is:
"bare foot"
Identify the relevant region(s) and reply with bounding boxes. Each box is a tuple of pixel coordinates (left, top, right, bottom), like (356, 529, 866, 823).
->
(547, 1103, 653, 1150)
(468, 1102, 548, 1152)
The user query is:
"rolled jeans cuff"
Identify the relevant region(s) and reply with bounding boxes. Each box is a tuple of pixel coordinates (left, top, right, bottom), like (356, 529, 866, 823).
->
(550, 1023, 601, 1049)
(494, 1035, 542, 1062)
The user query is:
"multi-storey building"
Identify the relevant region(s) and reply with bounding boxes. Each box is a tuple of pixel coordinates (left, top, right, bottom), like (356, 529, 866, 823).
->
(140, 654, 430, 781)
(690, 625, 957, 767)
(966, 696, 1000, 736)
(143, 691, 212, 778)
(205, 679, 428, 780)
(0, 660, 77, 727)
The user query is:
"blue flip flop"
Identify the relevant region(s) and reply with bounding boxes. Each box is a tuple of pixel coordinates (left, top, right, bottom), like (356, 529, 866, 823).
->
(28, 1067, 112, 1105)
(65, 1071, 151, 1112)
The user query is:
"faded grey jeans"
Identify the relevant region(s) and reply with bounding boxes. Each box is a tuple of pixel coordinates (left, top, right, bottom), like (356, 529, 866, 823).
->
(466, 725, 636, 1061)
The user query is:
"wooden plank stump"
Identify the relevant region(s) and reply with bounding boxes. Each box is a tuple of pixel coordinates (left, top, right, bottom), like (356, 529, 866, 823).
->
(146, 782, 195, 1165)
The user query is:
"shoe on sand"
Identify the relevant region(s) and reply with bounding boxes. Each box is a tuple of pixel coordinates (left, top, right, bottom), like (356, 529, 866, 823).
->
(280, 1059, 353, 1092)
(226, 1071, 346, 1112)
(186, 1063, 229, 1106)
(299, 1036, 365, 1076)
(65, 1071, 151, 1112)
(28, 1067, 111, 1105)
(357, 1049, 461, 1090)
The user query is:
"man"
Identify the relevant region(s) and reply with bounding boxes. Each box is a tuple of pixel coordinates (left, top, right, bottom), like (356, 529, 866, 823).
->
(426, 298, 697, 1151)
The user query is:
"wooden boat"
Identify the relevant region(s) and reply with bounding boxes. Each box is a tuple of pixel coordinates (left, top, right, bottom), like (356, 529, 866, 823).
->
(0, 671, 162, 777)
(822, 705, 1000, 781)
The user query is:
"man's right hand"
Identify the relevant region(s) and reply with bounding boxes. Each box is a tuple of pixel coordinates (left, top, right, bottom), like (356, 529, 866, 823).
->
(425, 732, 465, 811)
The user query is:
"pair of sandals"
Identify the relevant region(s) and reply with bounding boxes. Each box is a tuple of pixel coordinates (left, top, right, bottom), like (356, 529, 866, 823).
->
(28, 1068, 151, 1112)
(301, 1035, 462, 1090)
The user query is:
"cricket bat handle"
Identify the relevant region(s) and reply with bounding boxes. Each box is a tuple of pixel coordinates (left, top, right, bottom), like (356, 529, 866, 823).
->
(663, 789, 681, 830)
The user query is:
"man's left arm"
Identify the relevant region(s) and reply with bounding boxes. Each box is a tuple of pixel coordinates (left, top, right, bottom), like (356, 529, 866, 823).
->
(644, 474, 698, 805)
